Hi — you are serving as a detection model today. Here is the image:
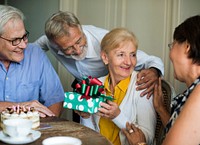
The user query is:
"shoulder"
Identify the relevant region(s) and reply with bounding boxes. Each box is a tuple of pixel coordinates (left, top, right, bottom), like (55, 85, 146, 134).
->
(179, 84, 200, 119)
(25, 43, 44, 54)
(24, 43, 47, 61)
(82, 25, 109, 33)
(82, 25, 107, 30)
(98, 76, 107, 83)
(188, 84, 200, 104)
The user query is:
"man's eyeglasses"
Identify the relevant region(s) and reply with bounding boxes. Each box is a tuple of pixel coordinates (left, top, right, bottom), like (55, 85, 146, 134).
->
(0, 30, 29, 46)
(63, 34, 84, 51)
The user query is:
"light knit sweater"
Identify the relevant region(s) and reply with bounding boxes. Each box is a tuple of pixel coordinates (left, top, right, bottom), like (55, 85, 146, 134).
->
(81, 71, 156, 145)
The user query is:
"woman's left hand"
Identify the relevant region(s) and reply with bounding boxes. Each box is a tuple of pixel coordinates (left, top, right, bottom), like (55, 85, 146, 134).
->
(122, 122, 146, 145)
(98, 100, 120, 119)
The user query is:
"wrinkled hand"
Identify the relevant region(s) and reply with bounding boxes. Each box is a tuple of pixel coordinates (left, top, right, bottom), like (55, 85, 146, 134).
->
(20, 100, 55, 118)
(74, 110, 90, 119)
(122, 122, 146, 145)
(153, 77, 165, 113)
(136, 68, 160, 98)
(98, 100, 120, 119)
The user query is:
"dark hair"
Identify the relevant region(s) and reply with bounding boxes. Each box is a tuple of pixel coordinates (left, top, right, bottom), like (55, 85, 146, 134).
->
(173, 15, 200, 64)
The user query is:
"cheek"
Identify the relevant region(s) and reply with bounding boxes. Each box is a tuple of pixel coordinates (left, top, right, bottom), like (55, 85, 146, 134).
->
(169, 49, 174, 62)
(62, 49, 73, 55)
(131, 58, 137, 67)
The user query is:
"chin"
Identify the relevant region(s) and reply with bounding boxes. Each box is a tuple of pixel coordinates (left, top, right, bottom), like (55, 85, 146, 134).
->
(14, 56, 24, 62)
(120, 73, 131, 79)
(71, 51, 87, 60)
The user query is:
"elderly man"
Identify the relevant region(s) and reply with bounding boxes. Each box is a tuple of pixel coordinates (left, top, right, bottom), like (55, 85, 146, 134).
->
(0, 5, 64, 117)
(35, 11, 164, 97)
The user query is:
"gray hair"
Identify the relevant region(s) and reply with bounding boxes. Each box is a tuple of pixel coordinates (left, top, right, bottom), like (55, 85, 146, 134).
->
(0, 5, 24, 35)
(45, 11, 82, 40)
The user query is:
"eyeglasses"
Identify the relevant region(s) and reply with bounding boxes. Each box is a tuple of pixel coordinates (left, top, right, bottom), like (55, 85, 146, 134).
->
(0, 30, 29, 46)
(63, 34, 84, 52)
(168, 42, 175, 50)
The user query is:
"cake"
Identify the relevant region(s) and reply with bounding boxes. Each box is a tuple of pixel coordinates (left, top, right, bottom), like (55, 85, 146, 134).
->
(0, 105, 40, 129)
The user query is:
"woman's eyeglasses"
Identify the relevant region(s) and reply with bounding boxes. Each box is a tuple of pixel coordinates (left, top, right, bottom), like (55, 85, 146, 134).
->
(168, 41, 176, 50)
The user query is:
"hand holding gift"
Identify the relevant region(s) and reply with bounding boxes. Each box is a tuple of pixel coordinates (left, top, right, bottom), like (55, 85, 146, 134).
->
(63, 76, 114, 114)
(97, 100, 121, 119)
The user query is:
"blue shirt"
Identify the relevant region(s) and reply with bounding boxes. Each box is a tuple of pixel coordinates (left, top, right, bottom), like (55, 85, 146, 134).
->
(0, 43, 64, 107)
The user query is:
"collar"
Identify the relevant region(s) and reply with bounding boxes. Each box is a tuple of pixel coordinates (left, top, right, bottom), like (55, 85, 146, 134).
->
(104, 75, 130, 93)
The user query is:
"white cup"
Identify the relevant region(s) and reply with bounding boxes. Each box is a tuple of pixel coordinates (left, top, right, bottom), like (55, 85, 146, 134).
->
(42, 136, 82, 145)
(3, 118, 32, 139)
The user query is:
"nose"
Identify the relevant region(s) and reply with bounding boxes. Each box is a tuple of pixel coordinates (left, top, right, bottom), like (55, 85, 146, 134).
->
(18, 39, 28, 49)
(124, 56, 131, 65)
(73, 45, 82, 55)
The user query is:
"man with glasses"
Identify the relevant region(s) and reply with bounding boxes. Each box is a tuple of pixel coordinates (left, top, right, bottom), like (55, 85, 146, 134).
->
(35, 11, 164, 121)
(0, 5, 65, 117)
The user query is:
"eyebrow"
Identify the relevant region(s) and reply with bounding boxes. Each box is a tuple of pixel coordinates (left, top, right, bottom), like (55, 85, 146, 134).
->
(9, 31, 27, 40)
(74, 36, 82, 44)
(65, 35, 82, 49)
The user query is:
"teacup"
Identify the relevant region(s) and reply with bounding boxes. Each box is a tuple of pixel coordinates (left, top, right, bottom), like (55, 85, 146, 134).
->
(3, 118, 32, 139)
(42, 136, 82, 145)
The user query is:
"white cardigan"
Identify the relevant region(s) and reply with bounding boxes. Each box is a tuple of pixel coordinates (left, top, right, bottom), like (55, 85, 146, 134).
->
(81, 71, 156, 145)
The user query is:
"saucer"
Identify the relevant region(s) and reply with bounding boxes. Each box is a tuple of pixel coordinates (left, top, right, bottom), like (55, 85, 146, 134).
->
(0, 130, 41, 144)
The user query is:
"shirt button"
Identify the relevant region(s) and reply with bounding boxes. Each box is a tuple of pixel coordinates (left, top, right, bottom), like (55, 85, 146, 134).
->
(6, 96, 9, 99)
(6, 77, 8, 80)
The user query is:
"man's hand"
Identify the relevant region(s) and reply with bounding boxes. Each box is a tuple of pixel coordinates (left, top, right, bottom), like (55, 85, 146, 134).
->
(20, 100, 55, 117)
(136, 68, 160, 98)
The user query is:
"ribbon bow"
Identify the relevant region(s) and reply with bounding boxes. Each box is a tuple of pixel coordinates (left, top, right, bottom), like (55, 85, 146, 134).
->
(73, 76, 113, 101)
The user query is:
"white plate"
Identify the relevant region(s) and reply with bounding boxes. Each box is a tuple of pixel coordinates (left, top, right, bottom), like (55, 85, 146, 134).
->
(0, 130, 41, 144)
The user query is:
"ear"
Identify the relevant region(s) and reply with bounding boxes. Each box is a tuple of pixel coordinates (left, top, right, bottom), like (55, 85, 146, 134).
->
(101, 51, 109, 65)
(185, 41, 190, 54)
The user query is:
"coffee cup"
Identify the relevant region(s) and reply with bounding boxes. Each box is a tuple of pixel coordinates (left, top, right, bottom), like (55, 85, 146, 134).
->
(42, 136, 82, 145)
(3, 118, 32, 139)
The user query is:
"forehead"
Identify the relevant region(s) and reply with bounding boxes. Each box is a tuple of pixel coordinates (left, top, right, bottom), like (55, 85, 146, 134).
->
(110, 40, 136, 53)
(2, 19, 25, 37)
(54, 27, 82, 47)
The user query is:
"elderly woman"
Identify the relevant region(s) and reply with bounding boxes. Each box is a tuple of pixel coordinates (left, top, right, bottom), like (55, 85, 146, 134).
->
(123, 15, 200, 145)
(80, 28, 156, 145)
(160, 15, 200, 145)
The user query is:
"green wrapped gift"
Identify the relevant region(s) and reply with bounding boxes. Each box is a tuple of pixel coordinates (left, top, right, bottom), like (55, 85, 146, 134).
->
(63, 76, 113, 113)
(63, 92, 108, 113)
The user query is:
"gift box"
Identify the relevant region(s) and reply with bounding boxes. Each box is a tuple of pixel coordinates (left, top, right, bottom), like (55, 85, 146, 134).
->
(63, 76, 113, 114)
